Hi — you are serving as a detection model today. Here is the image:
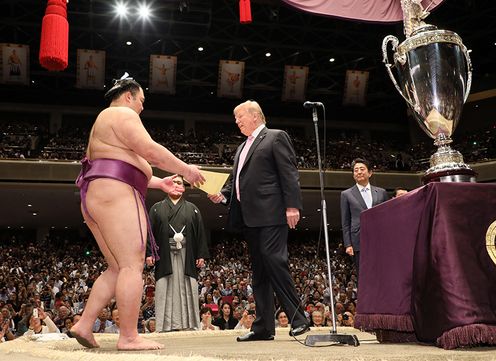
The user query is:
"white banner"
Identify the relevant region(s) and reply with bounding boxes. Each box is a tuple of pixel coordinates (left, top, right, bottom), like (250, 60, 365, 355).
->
(217, 60, 245, 99)
(149, 55, 177, 94)
(343, 70, 369, 106)
(0, 43, 29, 85)
(76, 49, 106, 89)
(282, 65, 308, 102)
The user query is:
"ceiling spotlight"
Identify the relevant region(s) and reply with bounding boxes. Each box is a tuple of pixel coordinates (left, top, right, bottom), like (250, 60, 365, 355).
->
(126, 41, 132, 46)
(138, 3, 151, 20)
(329, 58, 335, 62)
(115, 2, 128, 17)
(265, 52, 271, 57)
(32, 212, 38, 216)
(27, 204, 32, 207)
(198, 46, 204, 52)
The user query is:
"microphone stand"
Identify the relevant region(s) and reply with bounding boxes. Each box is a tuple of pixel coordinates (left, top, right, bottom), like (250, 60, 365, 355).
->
(304, 105, 359, 347)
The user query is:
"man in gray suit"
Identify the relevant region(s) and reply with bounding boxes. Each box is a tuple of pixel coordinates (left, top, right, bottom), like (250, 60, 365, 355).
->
(209, 100, 309, 341)
(340, 158, 388, 279)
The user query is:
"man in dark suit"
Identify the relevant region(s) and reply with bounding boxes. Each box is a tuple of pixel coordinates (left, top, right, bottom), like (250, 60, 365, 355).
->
(340, 158, 389, 279)
(208, 100, 309, 341)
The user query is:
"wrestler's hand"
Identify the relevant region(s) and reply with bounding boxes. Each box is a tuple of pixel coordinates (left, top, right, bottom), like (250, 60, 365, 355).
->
(158, 175, 184, 195)
(184, 165, 205, 187)
(345, 246, 354, 256)
(208, 193, 225, 204)
(146, 256, 156, 266)
(286, 208, 300, 229)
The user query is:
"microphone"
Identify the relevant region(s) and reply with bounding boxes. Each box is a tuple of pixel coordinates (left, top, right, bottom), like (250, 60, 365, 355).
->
(303, 101, 323, 109)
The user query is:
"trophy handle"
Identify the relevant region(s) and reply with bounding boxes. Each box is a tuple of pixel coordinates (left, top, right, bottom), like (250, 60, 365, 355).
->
(382, 35, 419, 112)
(460, 43, 473, 103)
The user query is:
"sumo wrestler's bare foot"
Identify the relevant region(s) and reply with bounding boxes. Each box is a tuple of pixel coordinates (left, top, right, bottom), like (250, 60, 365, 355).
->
(70, 326, 100, 349)
(117, 335, 163, 351)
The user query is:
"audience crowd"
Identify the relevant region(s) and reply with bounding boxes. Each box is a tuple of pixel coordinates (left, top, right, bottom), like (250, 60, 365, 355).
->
(0, 231, 356, 342)
(2, 120, 495, 171)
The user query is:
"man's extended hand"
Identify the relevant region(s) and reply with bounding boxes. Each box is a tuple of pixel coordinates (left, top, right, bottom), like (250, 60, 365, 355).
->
(208, 193, 226, 204)
(286, 208, 300, 229)
(345, 246, 354, 256)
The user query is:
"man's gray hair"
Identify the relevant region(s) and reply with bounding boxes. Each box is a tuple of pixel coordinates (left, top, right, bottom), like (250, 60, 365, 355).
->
(234, 100, 266, 123)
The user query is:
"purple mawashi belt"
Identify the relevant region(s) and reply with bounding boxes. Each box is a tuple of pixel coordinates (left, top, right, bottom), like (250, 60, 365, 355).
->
(76, 157, 159, 260)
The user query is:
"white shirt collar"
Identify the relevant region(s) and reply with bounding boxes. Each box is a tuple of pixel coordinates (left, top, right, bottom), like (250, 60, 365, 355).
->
(356, 183, 371, 192)
(249, 124, 265, 139)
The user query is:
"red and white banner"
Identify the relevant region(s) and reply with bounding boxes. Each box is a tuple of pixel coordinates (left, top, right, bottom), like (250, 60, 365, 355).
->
(149, 55, 177, 94)
(0, 43, 29, 85)
(217, 60, 245, 99)
(282, 65, 308, 102)
(343, 70, 369, 106)
(76, 49, 106, 89)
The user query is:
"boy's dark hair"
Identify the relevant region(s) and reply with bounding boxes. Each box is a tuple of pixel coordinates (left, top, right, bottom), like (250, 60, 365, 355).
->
(104, 77, 142, 103)
(351, 158, 371, 171)
(200, 307, 212, 316)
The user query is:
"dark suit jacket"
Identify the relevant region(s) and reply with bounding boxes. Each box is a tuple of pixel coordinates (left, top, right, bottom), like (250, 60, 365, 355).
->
(222, 127, 302, 229)
(340, 184, 388, 252)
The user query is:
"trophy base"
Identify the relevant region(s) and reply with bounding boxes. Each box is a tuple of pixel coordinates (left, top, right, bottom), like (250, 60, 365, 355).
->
(422, 143, 477, 184)
(422, 167, 477, 184)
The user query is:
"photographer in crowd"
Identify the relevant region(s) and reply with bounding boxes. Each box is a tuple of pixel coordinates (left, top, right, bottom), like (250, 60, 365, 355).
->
(23, 308, 60, 336)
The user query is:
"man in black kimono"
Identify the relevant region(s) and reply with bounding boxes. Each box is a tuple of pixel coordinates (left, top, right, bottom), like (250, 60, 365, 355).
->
(146, 175, 209, 331)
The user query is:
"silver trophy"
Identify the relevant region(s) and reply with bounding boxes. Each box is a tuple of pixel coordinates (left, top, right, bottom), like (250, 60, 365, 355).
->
(382, 0, 476, 183)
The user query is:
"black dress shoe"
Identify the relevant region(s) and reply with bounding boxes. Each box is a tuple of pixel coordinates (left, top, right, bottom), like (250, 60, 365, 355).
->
(289, 323, 310, 337)
(236, 331, 274, 342)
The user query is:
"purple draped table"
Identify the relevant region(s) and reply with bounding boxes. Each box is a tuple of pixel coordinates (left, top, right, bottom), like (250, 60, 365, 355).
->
(355, 182, 496, 349)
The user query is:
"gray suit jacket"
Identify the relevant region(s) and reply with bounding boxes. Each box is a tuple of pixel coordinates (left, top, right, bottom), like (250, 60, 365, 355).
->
(340, 184, 389, 252)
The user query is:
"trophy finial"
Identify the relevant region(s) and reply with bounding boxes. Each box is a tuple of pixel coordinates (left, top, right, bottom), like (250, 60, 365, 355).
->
(400, 0, 431, 38)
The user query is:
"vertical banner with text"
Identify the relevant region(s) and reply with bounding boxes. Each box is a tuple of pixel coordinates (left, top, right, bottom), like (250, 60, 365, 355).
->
(149, 55, 177, 94)
(343, 70, 369, 106)
(282, 65, 308, 102)
(217, 60, 245, 99)
(0, 43, 30, 85)
(76, 49, 106, 89)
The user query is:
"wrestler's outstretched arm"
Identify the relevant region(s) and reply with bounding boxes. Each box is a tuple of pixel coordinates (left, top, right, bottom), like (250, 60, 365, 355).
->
(112, 107, 205, 186)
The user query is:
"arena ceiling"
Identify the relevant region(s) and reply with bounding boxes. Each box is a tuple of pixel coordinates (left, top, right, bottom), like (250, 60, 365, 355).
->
(1, 0, 496, 121)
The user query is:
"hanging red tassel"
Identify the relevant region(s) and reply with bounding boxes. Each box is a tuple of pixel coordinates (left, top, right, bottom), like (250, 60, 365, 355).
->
(239, 0, 252, 24)
(39, 0, 69, 71)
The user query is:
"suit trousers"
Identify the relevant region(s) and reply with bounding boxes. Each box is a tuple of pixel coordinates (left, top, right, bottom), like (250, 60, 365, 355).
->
(243, 224, 307, 335)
